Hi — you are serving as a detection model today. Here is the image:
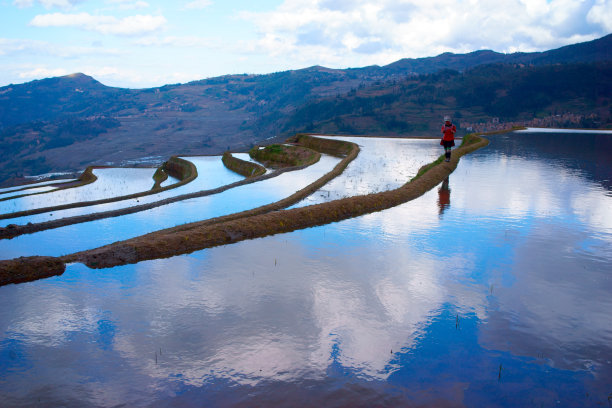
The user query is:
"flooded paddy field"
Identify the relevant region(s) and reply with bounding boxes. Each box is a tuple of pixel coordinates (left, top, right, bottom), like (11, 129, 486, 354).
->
(0, 185, 59, 199)
(0, 168, 162, 216)
(292, 136, 440, 207)
(0, 178, 78, 195)
(0, 155, 341, 258)
(0, 156, 243, 227)
(0, 131, 611, 407)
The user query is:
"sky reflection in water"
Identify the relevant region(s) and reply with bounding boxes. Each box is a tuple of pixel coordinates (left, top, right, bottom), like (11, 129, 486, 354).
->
(0, 168, 160, 215)
(0, 155, 340, 258)
(292, 137, 440, 207)
(0, 156, 244, 227)
(0, 132, 611, 407)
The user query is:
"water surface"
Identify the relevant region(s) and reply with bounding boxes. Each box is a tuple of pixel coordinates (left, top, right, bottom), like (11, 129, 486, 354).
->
(0, 185, 58, 199)
(0, 168, 159, 215)
(292, 136, 440, 207)
(0, 178, 77, 194)
(0, 156, 242, 227)
(0, 155, 341, 258)
(0, 132, 610, 407)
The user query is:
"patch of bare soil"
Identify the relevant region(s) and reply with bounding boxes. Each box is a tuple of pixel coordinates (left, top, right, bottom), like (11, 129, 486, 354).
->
(0, 256, 66, 286)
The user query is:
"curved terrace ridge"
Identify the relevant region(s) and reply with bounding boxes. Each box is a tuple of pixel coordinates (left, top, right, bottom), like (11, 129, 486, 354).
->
(222, 152, 266, 177)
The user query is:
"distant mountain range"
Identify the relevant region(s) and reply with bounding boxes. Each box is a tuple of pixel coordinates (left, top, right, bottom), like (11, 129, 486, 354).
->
(1, 33, 611, 186)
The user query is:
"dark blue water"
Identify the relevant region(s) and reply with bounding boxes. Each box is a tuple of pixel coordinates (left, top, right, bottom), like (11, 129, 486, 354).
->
(0, 131, 610, 407)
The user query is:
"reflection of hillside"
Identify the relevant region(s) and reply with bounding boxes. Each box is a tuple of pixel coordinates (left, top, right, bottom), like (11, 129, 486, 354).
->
(489, 132, 612, 191)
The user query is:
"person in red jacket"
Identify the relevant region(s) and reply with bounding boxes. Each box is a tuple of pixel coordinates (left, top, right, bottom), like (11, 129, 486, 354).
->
(440, 116, 456, 162)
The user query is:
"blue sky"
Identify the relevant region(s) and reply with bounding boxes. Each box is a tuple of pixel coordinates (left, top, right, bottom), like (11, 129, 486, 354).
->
(1, 0, 611, 88)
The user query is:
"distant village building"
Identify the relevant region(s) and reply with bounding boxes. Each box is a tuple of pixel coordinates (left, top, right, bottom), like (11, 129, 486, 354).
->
(459, 112, 598, 133)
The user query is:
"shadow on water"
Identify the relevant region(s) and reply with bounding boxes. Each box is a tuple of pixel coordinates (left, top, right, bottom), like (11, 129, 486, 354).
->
(0, 131, 611, 407)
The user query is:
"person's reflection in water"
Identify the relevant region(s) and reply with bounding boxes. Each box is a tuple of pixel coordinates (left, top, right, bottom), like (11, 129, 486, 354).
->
(437, 177, 451, 217)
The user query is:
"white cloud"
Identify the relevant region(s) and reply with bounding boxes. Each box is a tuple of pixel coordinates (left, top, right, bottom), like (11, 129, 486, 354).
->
(134, 35, 217, 48)
(29, 12, 167, 36)
(106, 0, 150, 10)
(18, 66, 70, 79)
(240, 0, 609, 69)
(13, 0, 82, 9)
(587, 0, 612, 31)
(0, 38, 123, 58)
(184, 0, 212, 9)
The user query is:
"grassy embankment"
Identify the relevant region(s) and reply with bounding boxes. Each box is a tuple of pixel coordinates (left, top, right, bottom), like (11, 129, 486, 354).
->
(152, 167, 168, 189)
(0, 157, 197, 222)
(222, 152, 266, 177)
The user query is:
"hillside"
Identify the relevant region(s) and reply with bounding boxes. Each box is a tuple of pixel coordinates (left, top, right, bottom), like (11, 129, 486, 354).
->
(0, 33, 611, 186)
(279, 62, 612, 136)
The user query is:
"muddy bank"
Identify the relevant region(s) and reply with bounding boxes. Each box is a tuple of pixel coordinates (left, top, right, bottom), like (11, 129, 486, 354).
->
(0, 157, 197, 221)
(0, 256, 66, 286)
(151, 166, 169, 189)
(0, 138, 356, 241)
(222, 152, 266, 177)
(67, 135, 487, 269)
